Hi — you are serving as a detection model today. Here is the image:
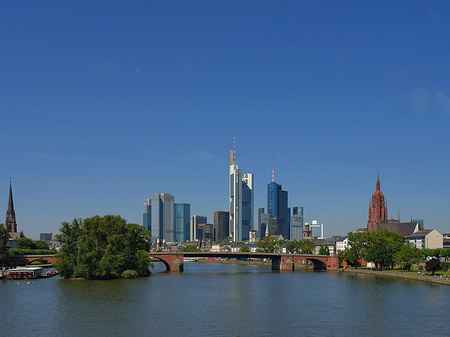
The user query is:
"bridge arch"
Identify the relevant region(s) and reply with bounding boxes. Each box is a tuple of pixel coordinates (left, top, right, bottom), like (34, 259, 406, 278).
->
(305, 258, 327, 271)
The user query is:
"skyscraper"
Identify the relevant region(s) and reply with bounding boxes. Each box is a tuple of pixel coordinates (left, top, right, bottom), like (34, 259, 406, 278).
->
(143, 198, 151, 232)
(174, 203, 190, 242)
(190, 215, 207, 241)
(150, 193, 174, 241)
(310, 219, 324, 238)
(229, 138, 254, 241)
(5, 179, 17, 233)
(266, 170, 290, 239)
(291, 206, 304, 240)
(214, 211, 229, 241)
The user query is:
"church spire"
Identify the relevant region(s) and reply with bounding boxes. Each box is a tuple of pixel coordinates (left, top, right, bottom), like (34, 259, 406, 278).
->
(5, 178, 17, 232)
(376, 172, 380, 191)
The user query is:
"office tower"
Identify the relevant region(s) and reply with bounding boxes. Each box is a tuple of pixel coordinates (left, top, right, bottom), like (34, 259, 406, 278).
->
(214, 211, 229, 241)
(266, 169, 290, 239)
(310, 220, 324, 238)
(143, 198, 151, 232)
(190, 215, 207, 241)
(150, 193, 174, 241)
(260, 212, 271, 239)
(39, 233, 53, 242)
(5, 179, 17, 233)
(291, 206, 304, 240)
(229, 138, 254, 241)
(174, 203, 190, 242)
(242, 173, 254, 240)
(258, 208, 265, 239)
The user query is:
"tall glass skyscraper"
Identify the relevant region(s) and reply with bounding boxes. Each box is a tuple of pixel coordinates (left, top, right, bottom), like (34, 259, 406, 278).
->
(174, 203, 190, 242)
(266, 173, 290, 239)
(150, 193, 174, 241)
(229, 138, 253, 241)
(143, 198, 151, 232)
(291, 206, 304, 240)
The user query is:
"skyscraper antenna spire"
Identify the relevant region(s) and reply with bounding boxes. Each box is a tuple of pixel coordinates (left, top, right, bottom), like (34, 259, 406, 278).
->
(233, 136, 235, 163)
(272, 168, 274, 182)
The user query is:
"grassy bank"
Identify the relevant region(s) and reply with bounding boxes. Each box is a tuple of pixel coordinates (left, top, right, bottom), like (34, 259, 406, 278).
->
(340, 268, 450, 286)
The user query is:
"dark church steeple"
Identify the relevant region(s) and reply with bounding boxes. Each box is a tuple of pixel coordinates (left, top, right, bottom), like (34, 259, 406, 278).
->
(5, 178, 17, 233)
(367, 173, 388, 231)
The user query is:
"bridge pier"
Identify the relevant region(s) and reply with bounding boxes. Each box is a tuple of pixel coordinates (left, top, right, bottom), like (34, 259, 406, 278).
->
(154, 254, 184, 272)
(272, 256, 295, 271)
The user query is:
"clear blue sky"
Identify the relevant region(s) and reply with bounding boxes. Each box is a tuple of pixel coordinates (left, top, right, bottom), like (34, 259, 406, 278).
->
(1, 1, 449, 239)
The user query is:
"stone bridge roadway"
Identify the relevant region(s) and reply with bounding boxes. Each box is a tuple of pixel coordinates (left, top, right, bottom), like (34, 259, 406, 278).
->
(5, 253, 340, 272)
(150, 252, 339, 272)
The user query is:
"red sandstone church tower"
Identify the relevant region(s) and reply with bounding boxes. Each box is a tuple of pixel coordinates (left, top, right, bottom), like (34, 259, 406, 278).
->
(367, 174, 388, 231)
(5, 179, 17, 233)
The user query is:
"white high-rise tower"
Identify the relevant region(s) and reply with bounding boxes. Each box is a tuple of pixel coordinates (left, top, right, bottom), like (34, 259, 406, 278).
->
(229, 138, 253, 241)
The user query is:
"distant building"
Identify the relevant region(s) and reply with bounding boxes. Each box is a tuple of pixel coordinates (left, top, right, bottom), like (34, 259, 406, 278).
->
(149, 193, 174, 241)
(197, 223, 214, 246)
(5, 179, 17, 233)
(229, 138, 254, 241)
(214, 211, 229, 242)
(190, 215, 207, 241)
(303, 222, 312, 238)
(39, 233, 53, 242)
(143, 198, 151, 232)
(266, 170, 290, 239)
(372, 221, 420, 237)
(310, 220, 324, 239)
(405, 229, 443, 249)
(174, 203, 190, 242)
(290, 207, 304, 241)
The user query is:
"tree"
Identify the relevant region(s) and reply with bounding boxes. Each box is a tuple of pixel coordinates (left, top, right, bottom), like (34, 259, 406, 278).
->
(256, 237, 284, 253)
(0, 225, 9, 262)
(16, 236, 35, 250)
(319, 245, 329, 256)
(55, 215, 151, 279)
(299, 239, 315, 254)
(365, 229, 404, 270)
(181, 246, 201, 252)
(240, 246, 250, 252)
(425, 258, 441, 275)
(344, 231, 369, 268)
(395, 244, 422, 271)
(34, 241, 49, 250)
(286, 240, 302, 254)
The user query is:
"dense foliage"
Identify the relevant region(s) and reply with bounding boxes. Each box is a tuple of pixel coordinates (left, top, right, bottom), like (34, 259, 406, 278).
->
(256, 237, 285, 253)
(8, 248, 56, 255)
(395, 244, 422, 270)
(319, 245, 330, 256)
(285, 239, 315, 254)
(0, 225, 9, 261)
(425, 258, 441, 275)
(343, 230, 404, 270)
(181, 246, 201, 252)
(55, 215, 151, 280)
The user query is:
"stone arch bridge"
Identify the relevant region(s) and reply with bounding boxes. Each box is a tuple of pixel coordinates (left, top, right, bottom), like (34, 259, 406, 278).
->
(150, 252, 339, 272)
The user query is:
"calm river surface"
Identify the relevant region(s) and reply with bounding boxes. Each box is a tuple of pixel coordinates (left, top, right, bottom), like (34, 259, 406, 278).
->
(1, 262, 449, 336)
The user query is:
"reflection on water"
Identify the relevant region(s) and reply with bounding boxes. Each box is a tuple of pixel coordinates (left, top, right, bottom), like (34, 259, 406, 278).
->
(1, 263, 449, 336)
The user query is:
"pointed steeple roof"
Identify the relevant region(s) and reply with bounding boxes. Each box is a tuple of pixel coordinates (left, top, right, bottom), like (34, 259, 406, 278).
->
(376, 172, 380, 191)
(7, 179, 14, 214)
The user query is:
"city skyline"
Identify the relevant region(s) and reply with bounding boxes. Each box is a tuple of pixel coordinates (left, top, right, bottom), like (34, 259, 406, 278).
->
(1, 1, 450, 239)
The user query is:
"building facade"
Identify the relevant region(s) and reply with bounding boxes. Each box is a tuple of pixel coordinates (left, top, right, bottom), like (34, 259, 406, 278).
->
(229, 139, 253, 241)
(190, 215, 207, 241)
(310, 220, 324, 239)
(290, 206, 304, 241)
(149, 193, 175, 241)
(266, 173, 290, 239)
(174, 203, 190, 242)
(214, 211, 229, 242)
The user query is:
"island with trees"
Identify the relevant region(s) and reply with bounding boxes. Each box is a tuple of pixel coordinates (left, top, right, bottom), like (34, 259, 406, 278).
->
(55, 215, 151, 279)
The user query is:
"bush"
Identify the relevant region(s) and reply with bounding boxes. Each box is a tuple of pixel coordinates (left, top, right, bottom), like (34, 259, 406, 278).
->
(122, 270, 139, 278)
(7, 248, 56, 255)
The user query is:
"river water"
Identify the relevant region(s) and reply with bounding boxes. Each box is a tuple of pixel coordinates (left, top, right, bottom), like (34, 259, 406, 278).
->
(1, 262, 449, 336)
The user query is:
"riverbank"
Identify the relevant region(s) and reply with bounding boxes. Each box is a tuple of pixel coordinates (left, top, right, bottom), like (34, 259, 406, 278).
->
(340, 268, 450, 286)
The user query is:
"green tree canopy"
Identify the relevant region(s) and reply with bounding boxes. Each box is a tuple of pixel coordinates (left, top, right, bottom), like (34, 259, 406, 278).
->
(0, 225, 9, 261)
(425, 257, 441, 275)
(319, 245, 330, 256)
(34, 240, 49, 250)
(364, 229, 404, 270)
(55, 215, 151, 279)
(240, 246, 250, 252)
(256, 237, 285, 253)
(17, 236, 35, 250)
(395, 243, 422, 270)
